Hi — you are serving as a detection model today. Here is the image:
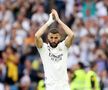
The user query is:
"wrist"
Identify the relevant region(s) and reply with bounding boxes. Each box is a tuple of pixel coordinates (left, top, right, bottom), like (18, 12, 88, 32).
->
(46, 21, 50, 26)
(46, 21, 52, 26)
(46, 13, 55, 26)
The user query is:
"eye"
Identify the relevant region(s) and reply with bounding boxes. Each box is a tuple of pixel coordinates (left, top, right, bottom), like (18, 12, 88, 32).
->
(50, 37, 53, 39)
(55, 37, 58, 39)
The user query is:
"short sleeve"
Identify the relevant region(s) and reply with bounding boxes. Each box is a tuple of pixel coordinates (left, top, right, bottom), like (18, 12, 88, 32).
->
(37, 43, 47, 54)
(59, 40, 68, 51)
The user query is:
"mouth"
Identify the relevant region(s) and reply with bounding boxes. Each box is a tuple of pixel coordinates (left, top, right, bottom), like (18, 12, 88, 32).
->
(50, 43, 57, 48)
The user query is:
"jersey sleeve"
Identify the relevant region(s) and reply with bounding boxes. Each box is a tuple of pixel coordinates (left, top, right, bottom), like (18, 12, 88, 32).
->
(37, 43, 47, 54)
(60, 40, 68, 51)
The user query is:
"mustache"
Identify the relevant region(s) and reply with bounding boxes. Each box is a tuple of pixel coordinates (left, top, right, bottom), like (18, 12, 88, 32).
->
(48, 41, 60, 48)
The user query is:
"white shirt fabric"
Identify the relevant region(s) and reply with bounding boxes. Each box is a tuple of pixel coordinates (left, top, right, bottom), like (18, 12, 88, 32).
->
(65, 0, 75, 18)
(0, 83, 4, 90)
(15, 29, 27, 45)
(0, 28, 6, 50)
(37, 41, 70, 89)
(96, 1, 107, 17)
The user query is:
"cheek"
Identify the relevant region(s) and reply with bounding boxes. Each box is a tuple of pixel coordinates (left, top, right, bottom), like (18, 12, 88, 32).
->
(48, 38, 52, 43)
(48, 37, 51, 41)
(55, 39, 60, 43)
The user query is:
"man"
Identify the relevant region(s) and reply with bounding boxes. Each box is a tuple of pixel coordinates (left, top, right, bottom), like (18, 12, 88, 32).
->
(85, 61, 100, 90)
(35, 9, 74, 90)
(37, 79, 45, 90)
(70, 62, 86, 90)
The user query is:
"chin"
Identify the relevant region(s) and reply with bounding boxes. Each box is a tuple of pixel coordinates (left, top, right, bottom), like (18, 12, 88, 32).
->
(49, 41, 60, 48)
(50, 43, 58, 48)
(50, 45, 57, 48)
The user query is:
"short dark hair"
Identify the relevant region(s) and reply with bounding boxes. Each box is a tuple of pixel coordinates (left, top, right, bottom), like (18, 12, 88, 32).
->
(48, 28, 60, 34)
(78, 62, 85, 69)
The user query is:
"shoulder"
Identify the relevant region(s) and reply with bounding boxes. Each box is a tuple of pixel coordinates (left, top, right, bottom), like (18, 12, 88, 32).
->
(87, 71, 96, 77)
(59, 40, 65, 46)
(37, 43, 48, 52)
(59, 40, 68, 49)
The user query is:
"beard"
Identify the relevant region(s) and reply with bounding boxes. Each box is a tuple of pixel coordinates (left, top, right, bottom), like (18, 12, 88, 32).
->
(49, 41, 59, 48)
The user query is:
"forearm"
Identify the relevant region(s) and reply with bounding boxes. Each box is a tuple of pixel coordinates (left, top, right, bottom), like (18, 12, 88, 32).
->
(58, 20, 74, 37)
(35, 13, 54, 38)
(35, 23, 48, 38)
(35, 13, 54, 48)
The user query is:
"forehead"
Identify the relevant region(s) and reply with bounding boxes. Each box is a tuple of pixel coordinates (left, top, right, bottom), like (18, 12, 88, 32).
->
(48, 33, 60, 37)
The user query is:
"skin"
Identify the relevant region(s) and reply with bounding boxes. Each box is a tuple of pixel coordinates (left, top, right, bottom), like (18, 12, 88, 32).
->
(35, 9, 74, 48)
(47, 33, 61, 48)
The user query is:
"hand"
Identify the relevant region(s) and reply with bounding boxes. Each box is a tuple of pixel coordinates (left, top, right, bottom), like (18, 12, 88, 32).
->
(46, 13, 55, 26)
(51, 9, 61, 23)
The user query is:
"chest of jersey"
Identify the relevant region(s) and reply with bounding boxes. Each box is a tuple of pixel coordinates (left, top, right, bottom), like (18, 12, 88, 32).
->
(47, 45, 64, 62)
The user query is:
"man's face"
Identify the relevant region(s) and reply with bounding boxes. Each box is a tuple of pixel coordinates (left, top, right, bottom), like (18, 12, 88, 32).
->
(48, 33, 61, 48)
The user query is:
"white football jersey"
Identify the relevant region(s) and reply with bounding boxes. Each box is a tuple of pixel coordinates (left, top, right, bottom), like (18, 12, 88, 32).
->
(37, 41, 69, 85)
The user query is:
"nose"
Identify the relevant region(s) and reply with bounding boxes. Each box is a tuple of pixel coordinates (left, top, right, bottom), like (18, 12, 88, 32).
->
(52, 38, 56, 42)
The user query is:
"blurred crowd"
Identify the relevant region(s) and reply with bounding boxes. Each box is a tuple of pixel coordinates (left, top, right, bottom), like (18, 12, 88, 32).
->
(0, 0, 108, 90)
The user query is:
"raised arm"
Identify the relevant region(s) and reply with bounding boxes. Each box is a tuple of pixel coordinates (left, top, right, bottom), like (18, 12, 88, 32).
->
(35, 13, 55, 48)
(52, 9, 74, 48)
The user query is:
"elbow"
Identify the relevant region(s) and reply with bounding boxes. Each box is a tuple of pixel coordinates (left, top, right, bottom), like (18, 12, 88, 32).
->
(70, 32, 75, 39)
(35, 33, 39, 39)
(35, 33, 38, 37)
(35, 34, 40, 42)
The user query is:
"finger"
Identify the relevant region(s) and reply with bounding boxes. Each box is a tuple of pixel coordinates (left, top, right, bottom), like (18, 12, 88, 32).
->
(52, 9, 56, 11)
(52, 9, 56, 13)
(52, 9, 55, 11)
(51, 9, 54, 12)
(53, 8, 56, 11)
(50, 13, 54, 16)
(52, 14, 55, 20)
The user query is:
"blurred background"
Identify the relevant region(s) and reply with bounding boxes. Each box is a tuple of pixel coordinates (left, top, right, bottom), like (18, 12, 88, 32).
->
(0, 0, 108, 90)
